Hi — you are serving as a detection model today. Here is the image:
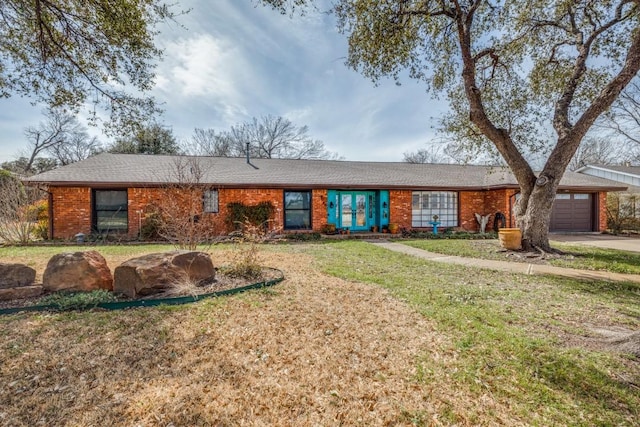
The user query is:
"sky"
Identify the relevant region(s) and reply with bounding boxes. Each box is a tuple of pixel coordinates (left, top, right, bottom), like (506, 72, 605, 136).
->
(0, 0, 449, 164)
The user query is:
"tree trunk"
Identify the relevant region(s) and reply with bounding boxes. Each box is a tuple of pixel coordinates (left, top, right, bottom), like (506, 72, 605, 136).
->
(519, 186, 557, 251)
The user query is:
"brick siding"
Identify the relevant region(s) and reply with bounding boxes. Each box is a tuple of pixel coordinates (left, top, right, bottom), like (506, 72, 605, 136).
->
(389, 190, 412, 228)
(48, 185, 609, 238)
(598, 192, 607, 232)
(50, 187, 93, 238)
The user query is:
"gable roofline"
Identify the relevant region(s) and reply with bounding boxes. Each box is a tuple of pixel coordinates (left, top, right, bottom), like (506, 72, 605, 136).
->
(576, 164, 640, 179)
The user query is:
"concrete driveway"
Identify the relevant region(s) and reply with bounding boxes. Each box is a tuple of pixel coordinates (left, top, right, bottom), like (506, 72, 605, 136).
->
(550, 233, 640, 253)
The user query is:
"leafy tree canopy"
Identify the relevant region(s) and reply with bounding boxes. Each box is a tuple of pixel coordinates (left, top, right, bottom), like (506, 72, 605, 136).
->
(260, 0, 640, 250)
(0, 0, 181, 134)
(108, 123, 180, 155)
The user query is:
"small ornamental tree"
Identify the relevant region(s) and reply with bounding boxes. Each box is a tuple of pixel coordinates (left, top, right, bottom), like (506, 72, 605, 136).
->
(155, 157, 221, 250)
(0, 170, 43, 244)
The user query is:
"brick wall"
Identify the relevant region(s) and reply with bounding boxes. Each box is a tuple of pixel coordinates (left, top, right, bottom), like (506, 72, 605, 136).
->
(389, 190, 412, 229)
(598, 192, 607, 231)
(50, 187, 92, 238)
(311, 189, 328, 230)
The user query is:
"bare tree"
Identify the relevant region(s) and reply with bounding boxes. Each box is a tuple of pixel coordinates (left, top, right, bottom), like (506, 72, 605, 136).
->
(189, 115, 340, 160)
(151, 157, 221, 249)
(186, 128, 237, 157)
(605, 81, 640, 145)
(403, 145, 455, 164)
(0, 170, 42, 243)
(18, 109, 103, 174)
(569, 137, 633, 170)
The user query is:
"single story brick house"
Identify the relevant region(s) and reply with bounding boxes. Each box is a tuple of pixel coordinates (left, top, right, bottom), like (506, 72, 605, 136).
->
(25, 153, 626, 239)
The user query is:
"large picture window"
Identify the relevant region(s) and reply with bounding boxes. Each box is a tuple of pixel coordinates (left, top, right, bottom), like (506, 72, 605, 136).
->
(93, 190, 128, 232)
(284, 191, 311, 230)
(203, 189, 219, 213)
(412, 191, 458, 227)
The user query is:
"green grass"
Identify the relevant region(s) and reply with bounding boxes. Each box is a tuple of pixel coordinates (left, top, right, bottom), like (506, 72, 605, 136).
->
(402, 238, 640, 274)
(306, 241, 640, 426)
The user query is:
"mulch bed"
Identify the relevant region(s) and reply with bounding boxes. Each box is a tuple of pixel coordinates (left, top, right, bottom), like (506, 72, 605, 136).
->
(0, 267, 282, 312)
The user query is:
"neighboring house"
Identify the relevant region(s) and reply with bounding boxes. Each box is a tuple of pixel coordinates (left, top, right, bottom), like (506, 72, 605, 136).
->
(576, 164, 640, 220)
(25, 153, 625, 239)
(576, 164, 640, 194)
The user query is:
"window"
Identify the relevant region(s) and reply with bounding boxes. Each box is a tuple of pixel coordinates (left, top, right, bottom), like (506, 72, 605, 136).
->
(411, 191, 458, 227)
(93, 190, 128, 232)
(203, 189, 219, 213)
(284, 191, 311, 230)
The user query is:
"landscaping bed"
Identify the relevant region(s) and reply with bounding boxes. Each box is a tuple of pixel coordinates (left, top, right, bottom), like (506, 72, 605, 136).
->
(0, 267, 283, 313)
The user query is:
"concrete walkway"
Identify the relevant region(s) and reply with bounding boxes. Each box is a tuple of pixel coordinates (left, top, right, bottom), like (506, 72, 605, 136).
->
(550, 233, 640, 253)
(371, 241, 640, 284)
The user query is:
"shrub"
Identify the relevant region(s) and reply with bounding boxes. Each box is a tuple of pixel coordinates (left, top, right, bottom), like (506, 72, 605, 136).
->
(225, 202, 275, 231)
(401, 228, 498, 240)
(224, 221, 273, 279)
(140, 208, 163, 240)
(285, 232, 322, 241)
(38, 290, 118, 311)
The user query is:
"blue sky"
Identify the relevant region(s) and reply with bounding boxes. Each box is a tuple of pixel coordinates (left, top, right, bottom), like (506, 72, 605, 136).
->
(0, 0, 448, 164)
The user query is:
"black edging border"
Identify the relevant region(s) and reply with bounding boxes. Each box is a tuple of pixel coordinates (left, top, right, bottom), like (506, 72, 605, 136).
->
(0, 268, 285, 316)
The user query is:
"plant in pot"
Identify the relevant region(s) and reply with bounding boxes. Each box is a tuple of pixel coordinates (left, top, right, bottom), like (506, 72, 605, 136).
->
(388, 223, 399, 234)
(321, 223, 336, 234)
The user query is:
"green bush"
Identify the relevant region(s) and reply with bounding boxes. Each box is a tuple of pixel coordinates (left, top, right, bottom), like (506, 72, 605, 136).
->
(285, 232, 322, 241)
(140, 209, 163, 240)
(38, 290, 118, 311)
(225, 202, 275, 230)
(401, 228, 497, 240)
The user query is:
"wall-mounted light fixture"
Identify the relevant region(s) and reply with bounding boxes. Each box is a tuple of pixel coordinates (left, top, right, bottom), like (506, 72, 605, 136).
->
(329, 201, 335, 209)
(382, 202, 388, 209)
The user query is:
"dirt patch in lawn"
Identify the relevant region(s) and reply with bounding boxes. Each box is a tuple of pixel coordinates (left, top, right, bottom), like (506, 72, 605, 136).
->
(0, 250, 452, 426)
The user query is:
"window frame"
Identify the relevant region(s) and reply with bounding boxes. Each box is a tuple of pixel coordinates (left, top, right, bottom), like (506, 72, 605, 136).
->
(283, 190, 312, 230)
(203, 189, 219, 213)
(411, 191, 459, 228)
(92, 189, 129, 233)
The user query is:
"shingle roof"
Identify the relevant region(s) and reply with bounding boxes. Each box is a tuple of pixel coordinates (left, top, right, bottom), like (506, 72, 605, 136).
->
(25, 153, 626, 191)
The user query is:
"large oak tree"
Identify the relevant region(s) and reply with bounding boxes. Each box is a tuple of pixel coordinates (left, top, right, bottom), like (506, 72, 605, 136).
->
(0, 0, 179, 134)
(262, 0, 640, 251)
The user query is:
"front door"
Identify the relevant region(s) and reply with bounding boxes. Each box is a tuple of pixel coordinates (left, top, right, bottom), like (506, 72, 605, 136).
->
(339, 192, 373, 231)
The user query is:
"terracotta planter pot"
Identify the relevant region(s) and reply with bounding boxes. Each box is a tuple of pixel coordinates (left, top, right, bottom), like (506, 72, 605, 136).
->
(498, 228, 522, 250)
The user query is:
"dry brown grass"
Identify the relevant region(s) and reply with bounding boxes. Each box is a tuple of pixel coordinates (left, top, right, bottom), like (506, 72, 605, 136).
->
(0, 250, 448, 426)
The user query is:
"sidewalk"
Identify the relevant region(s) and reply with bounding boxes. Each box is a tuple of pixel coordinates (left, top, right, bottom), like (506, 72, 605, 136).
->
(371, 241, 640, 284)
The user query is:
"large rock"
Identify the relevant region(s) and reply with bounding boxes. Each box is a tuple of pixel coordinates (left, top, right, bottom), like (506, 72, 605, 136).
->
(43, 251, 113, 292)
(0, 263, 36, 289)
(113, 251, 215, 298)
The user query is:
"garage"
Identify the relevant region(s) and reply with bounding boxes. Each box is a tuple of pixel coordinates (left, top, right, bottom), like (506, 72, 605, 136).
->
(550, 193, 594, 232)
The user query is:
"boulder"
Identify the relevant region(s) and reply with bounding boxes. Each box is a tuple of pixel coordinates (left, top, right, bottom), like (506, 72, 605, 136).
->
(114, 251, 215, 298)
(0, 263, 36, 289)
(43, 251, 113, 292)
(0, 285, 43, 301)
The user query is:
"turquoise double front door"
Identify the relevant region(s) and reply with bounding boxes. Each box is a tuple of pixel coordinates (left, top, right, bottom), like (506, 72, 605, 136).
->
(327, 190, 390, 231)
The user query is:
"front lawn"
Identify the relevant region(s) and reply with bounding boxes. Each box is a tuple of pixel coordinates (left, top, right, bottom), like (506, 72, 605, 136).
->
(403, 238, 640, 274)
(0, 242, 638, 425)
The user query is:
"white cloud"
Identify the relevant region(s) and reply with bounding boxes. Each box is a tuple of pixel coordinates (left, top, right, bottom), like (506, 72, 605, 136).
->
(162, 34, 245, 99)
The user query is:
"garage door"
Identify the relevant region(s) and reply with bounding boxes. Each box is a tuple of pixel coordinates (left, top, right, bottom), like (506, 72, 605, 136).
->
(550, 193, 593, 232)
